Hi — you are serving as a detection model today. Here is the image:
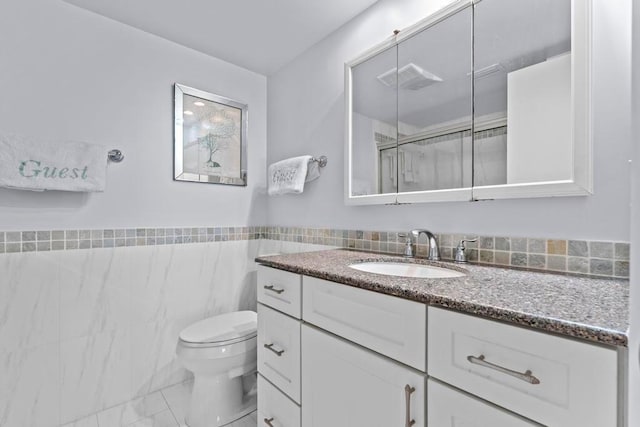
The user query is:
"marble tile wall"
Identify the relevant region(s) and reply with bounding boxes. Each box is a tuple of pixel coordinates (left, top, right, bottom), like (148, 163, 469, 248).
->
(0, 235, 329, 427)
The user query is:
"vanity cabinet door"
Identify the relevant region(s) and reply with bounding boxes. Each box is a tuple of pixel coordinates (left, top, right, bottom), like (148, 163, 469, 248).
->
(428, 307, 618, 426)
(301, 324, 425, 427)
(257, 265, 302, 318)
(302, 276, 426, 371)
(258, 304, 301, 403)
(258, 374, 301, 427)
(428, 379, 540, 426)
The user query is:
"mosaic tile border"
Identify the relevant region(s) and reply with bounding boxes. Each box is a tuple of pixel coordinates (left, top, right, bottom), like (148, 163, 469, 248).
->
(0, 225, 630, 279)
(0, 226, 265, 254)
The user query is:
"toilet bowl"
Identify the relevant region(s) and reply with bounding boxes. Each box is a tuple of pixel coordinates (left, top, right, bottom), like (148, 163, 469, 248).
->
(176, 311, 257, 427)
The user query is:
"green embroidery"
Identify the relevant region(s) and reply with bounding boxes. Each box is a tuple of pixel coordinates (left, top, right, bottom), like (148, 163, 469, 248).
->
(19, 160, 89, 179)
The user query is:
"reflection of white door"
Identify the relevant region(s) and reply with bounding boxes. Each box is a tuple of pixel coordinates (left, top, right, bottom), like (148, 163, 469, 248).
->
(301, 325, 425, 427)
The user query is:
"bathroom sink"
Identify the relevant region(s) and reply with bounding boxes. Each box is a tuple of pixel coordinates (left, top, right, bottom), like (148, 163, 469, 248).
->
(349, 262, 466, 278)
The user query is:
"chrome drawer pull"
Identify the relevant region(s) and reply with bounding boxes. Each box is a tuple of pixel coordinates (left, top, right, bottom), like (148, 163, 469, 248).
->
(467, 354, 541, 385)
(264, 417, 275, 426)
(404, 384, 416, 427)
(264, 343, 285, 356)
(264, 284, 285, 294)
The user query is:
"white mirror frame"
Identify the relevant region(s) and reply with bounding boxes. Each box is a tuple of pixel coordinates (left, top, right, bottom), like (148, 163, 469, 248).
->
(344, 0, 592, 206)
(344, 37, 399, 206)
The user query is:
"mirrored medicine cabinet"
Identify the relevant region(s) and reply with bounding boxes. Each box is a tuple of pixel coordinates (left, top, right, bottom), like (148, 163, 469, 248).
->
(345, 0, 592, 205)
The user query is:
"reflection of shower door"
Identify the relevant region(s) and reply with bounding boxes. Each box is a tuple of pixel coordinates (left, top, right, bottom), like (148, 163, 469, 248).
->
(378, 126, 508, 193)
(473, 126, 507, 187)
(396, 131, 469, 193)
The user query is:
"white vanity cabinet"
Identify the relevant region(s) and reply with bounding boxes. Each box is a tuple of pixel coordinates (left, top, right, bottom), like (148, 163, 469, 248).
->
(257, 264, 622, 427)
(427, 379, 540, 426)
(428, 306, 619, 427)
(302, 324, 425, 427)
(257, 266, 303, 427)
(301, 276, 427, 427)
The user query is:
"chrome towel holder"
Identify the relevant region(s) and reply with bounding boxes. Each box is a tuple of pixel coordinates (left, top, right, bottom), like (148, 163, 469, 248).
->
(310, 155, 328, 168)
(108, 149, 124, 163)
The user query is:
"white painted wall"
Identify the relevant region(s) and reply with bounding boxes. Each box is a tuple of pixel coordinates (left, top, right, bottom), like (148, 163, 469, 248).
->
(266, 0, 632, 241)
(0, 0, 267, 231)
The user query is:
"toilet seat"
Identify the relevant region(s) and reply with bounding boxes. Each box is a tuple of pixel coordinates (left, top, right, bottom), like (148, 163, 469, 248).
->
(179, 311, 257, 346)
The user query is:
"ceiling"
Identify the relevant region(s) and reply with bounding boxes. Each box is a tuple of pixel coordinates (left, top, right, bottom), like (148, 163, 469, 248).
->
(62, 0, 380, 75)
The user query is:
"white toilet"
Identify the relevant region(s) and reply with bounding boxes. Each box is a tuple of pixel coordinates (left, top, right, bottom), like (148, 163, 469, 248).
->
(176, 310, 258, 427)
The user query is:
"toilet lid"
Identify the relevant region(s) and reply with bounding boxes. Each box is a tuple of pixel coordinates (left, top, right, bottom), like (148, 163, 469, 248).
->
(179, 311, 257, 345)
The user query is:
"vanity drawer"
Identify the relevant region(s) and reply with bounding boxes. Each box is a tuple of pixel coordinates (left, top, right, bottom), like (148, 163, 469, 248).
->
(302, 276, 426, 371)
(257, 265, 302, 318)
(428, 307, 618, 426)
(258, 374, 301, 427)
(258, 304, 301, 403)
(428, 379, 540, 426)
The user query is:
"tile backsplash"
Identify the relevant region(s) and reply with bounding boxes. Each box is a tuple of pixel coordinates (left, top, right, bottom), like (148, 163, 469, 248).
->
(264, 227, 630, 279)
(0, 225, 630, 279)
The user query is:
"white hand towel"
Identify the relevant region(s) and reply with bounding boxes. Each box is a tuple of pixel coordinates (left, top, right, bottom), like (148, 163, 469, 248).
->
(0, 131, 107, 192)
(268, 155, 312, 195)
(305, 160, 321, 183)
(403, 151, 415, 182)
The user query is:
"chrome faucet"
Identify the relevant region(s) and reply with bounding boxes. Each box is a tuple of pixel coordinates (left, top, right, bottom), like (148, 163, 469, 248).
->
(408, 229, 440, 261)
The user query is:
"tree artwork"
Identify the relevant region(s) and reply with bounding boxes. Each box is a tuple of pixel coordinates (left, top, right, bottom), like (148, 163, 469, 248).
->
(194, 109, 237, 168)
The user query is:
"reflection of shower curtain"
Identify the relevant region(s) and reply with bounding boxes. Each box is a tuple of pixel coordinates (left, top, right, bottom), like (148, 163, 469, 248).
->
(474, 132, 507, 186)
(398, 132, 465, 192)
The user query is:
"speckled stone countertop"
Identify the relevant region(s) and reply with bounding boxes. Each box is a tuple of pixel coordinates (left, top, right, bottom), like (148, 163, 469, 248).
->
(256, 249, 629, 347)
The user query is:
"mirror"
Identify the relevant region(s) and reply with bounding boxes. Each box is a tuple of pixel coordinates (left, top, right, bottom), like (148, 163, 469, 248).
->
(396, 5, 473, 203)
(473, 0, 574, 194)
(345, 0, 592, 205)
(349, 45, 398, 202)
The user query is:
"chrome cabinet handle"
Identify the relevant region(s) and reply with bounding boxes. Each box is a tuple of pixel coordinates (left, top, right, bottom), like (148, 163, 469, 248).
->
(264, 284, 285, 294)
(264, 417, 275, 426)
(404, 384, 416, 427)
(264, 343, 285, 356)
(467, 354, 541, 385)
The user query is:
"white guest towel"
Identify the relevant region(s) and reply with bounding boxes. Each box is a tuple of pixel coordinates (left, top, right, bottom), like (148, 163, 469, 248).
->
(268, 155, 316, 195)
(0, 132, 107, 192)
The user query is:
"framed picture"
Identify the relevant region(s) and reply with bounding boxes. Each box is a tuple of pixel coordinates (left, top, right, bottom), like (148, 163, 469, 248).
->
(174, 83, 248, 185)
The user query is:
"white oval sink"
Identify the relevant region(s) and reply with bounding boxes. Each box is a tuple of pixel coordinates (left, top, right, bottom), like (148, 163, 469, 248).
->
(349, 262, 466, 278)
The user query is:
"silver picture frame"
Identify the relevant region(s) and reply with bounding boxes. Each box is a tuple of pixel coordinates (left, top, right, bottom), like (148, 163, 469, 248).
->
(174, 83, 248, 186)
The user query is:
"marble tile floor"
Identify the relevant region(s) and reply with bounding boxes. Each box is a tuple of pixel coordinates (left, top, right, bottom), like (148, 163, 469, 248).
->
(61, 379, 257, 427)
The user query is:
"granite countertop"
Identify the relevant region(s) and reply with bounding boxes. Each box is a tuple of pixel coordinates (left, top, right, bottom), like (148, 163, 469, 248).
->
(255, 249, 629, 347)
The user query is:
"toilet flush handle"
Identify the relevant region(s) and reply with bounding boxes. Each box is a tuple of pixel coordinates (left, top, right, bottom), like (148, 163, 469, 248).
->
(264, 417, 275, 426)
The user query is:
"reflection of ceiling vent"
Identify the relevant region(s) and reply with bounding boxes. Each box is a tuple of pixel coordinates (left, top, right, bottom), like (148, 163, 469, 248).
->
(377, 63, 443, 91)
(468, 63, 506, 79)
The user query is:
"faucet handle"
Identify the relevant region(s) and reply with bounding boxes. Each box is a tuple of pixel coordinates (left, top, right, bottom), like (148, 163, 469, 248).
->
(457, 237, 477, 249)
(455, 238, 477, 263)
(398, 233, 414, 257)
